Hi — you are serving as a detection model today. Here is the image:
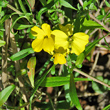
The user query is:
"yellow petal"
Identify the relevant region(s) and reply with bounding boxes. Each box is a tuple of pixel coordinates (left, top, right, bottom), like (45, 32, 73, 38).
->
(51, 30, 69, 50)
(53, 53, 66, 64)
(59, 24, 74, 36)
(41, 23, 51, 37)
(71, 32, 89, 55)
(31, 26, 45, 38)
(43, 37, 54, 53)
(32, 38, 43, 52)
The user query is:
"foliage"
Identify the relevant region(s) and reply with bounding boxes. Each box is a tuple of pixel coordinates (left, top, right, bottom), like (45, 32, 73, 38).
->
(0, 0, 110, 109)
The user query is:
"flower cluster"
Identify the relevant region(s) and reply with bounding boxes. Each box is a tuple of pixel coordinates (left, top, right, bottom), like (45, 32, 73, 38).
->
(31, 23, 89, 64)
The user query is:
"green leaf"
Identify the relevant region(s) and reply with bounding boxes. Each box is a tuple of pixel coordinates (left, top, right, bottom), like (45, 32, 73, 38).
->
(0, 0, 8, 7)
(0, 85, 15, 106)
(64, 84, 71, 103)
(50, 64, 55, 75)
(37, 0, 58, 24)
(39, 0, 47, 6)
(41, 77, 91, 87)
(83, 1, 88, 10)
(83, 18, 105, 30)
(74, 15, 80, 33)
(96, 44, 110, 50)
(0, 15, 10, 24)
(18, 0, 27, 13)
(89, 3, 97, 11)
(103, 104, 110, 110)
(75, 53, 85, 67)
(27, 57, 36, 88)
(59, 0, 77, 10)
(96, 15, 105, 20)
(92, 76, 110, 93)
(0, 40, 5, 47)
(105, 1, 110, 7)
(13, 23, 33, 30)
(27, 0, 35, 9)
(10, 48, 34, 61)
(69, 73, 82, 110)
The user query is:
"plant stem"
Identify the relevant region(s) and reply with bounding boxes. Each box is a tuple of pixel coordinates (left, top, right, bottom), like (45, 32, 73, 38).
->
(7, 4, 22, 14)
(7, 3, 36, 24)
(73, 68, 110, 88)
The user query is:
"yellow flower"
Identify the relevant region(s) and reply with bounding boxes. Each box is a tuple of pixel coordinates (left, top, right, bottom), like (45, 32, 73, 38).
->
(59, 24, 74, 36)
(52, 47, 67, 64)
(31, 23, 54, 53)
(51, 30, 69, 52)
(58, 24, 89, 55)
(53, 53, 66, 64)
(71, 32, 89, 55)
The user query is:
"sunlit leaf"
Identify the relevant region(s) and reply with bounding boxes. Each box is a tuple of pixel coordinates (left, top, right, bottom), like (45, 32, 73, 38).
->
(0, 85, 15, 106)
(10, 48, 34, 61)
(0, 40, 5, 47)
(27, 57, 36, 88)
(41, 77, 91, 87)
(69, 73, 82, 110)
(59, 0, 77, 10)
(105, 1, 110, 7)
(27, 0, 35, 9)
(83, 18, 105, 30)
(13, 23, 33, 30)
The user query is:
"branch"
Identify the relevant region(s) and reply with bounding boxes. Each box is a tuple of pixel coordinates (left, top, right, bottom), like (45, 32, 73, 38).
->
(73, 68, 110, 88)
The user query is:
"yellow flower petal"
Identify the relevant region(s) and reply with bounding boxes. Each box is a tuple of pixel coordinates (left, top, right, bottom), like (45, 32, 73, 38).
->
(71, 32, 89, 55)
(42, 23, 51, 37)
(53, 53, 66, 64)
(51, 30, 69, 50)
(43, 37, 54, 53)
(32, 38, 43, 52)
(59, 24, 74, 36)
(31, 26, 45, 38)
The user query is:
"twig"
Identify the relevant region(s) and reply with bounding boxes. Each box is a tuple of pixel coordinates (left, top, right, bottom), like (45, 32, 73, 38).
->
(90, 28, 99, 36)
(95, 0, 105, 17)
(89, 51, 100, 75)
(89, 29, 102, 75)
(89, 13, 110, 32)
(58, 64, 63, 75)
(73, 68, 110, 88)
(2, 19, 10, 88)
(7, 4, 22, 14)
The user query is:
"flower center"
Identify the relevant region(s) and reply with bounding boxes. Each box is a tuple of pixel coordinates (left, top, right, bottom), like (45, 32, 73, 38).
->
(44, 35, 48, 39)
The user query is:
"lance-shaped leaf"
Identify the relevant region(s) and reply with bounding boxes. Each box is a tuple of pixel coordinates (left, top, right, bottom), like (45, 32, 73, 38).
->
(69, 73, 82, 110)
(27, 0, 35, 9)
(27, 57, 36, 88)
(0, 84, 15, 107)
